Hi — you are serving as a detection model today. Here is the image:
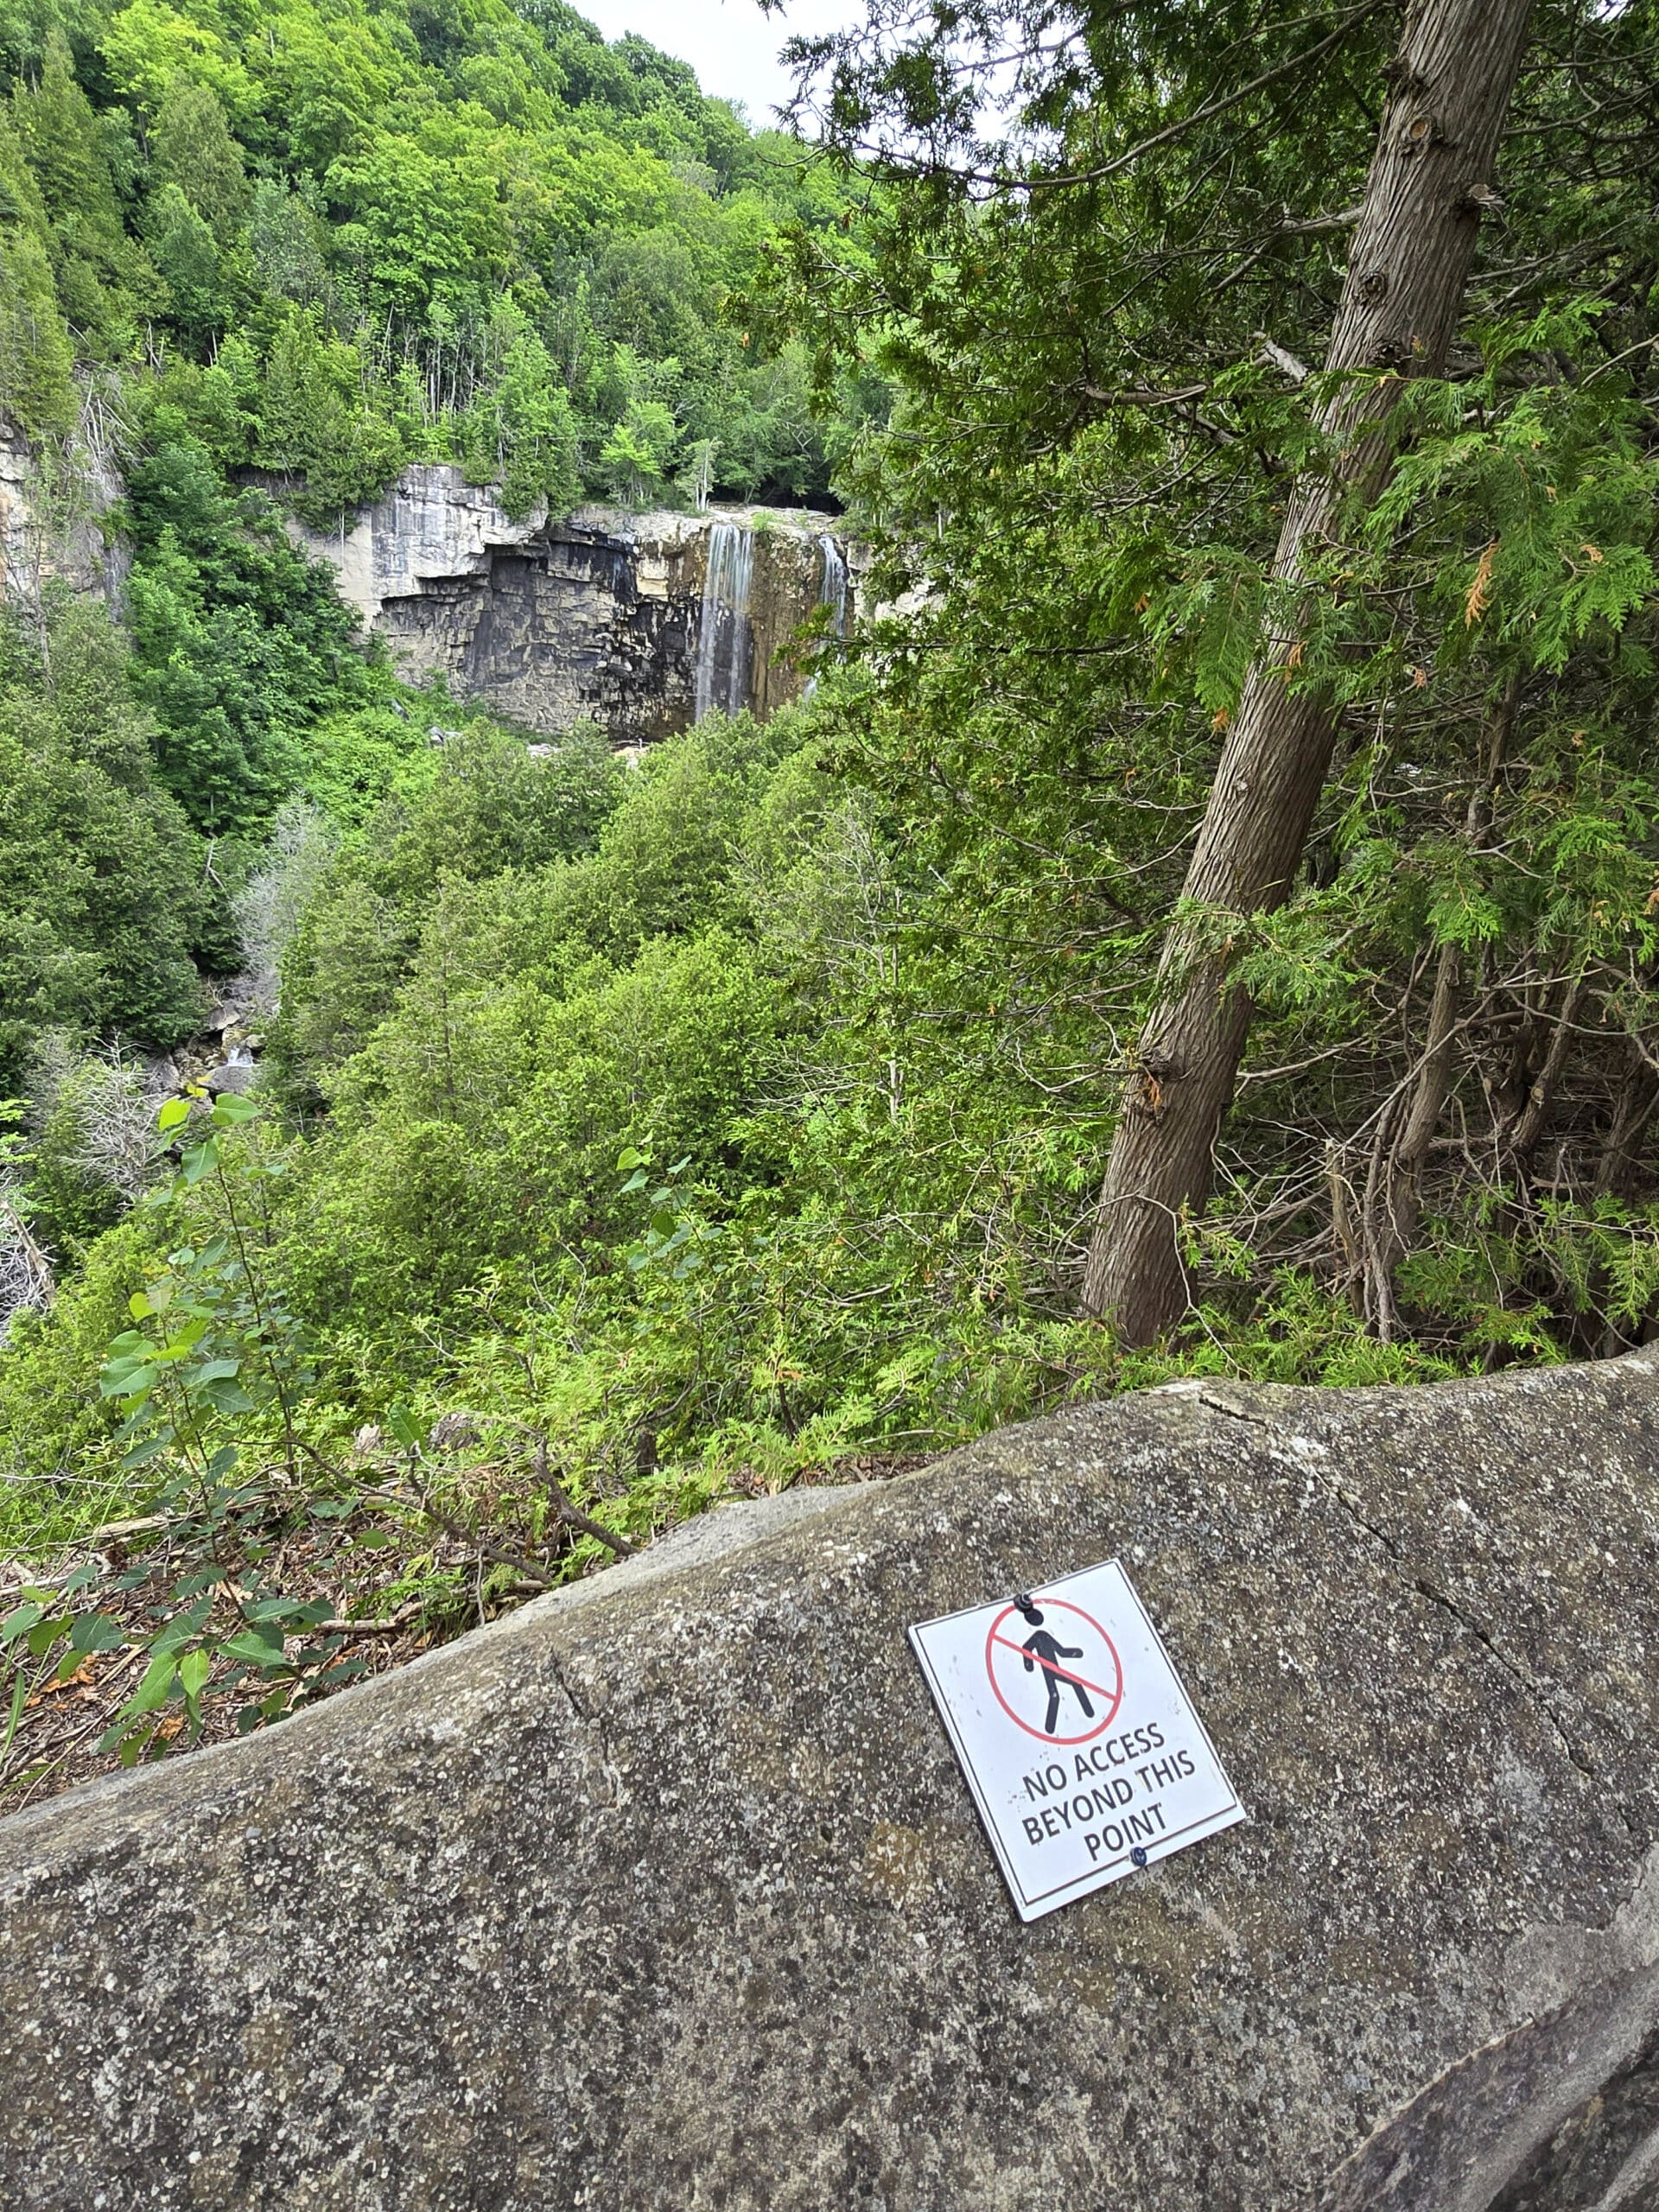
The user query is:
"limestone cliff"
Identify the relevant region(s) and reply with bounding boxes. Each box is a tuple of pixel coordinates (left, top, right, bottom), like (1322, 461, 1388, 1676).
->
(0, 422, 123, 607)
(293, 468, 851, 741)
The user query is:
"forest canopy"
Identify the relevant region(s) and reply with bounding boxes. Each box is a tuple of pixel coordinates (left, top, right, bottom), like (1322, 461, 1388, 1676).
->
(0, 0, 876, 519)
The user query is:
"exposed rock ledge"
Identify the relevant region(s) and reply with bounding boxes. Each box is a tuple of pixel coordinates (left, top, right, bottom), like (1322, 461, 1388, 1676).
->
(4, 1351, 1659, 2209)
(291, 467, 849, 741)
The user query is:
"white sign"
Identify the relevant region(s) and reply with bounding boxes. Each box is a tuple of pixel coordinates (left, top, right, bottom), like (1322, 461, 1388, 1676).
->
(908, 1559, 1245, 1922)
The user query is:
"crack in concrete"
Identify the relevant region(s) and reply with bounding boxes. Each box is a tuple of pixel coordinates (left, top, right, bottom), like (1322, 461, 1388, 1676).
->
(1197, 1389, 1273, 1427)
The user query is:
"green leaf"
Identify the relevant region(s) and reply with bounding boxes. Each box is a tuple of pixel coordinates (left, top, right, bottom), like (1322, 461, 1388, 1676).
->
(201, 1378, 258, 1414)
(153, 1598, 214, 1649)
(219, 1629, 287, 1667)
(25, 1615, 71, 1658)
(243, 1597, 312, 1622)
(69, 1612, 127, 1655)
(180, 1140, 218, 1185)
(171, 1571, 225, 1602)
(178, 1649, 213, 1699)
(157, 1096, 192, 1134)
(190, 1357, 242, 1384)
(124, 1652, 179, 1717)
(99, 1363, 157, 1399)
(0, 1603, 43, 1648)
(387, 1403, 427, 1452)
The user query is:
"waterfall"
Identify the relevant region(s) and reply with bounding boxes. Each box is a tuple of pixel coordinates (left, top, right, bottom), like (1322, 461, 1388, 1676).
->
(802, 531, 849, 701)
(817, 534, 848, 639)
(693, 521, 755, 721)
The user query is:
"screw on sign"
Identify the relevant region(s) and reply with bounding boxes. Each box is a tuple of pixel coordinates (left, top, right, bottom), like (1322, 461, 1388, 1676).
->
(985, 1594, 1123, 1744)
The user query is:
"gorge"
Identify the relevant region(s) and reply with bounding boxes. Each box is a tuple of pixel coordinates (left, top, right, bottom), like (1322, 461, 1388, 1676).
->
(291, 468, 855, 743)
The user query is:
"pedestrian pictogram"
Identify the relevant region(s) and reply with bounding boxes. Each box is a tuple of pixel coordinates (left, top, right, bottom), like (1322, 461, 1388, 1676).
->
(984, 1597, 1123, 1743)
(909, 1558, 1245, 1923)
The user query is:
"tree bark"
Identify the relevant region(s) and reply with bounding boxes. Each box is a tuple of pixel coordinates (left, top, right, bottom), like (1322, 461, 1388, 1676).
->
(1507, 967, 1592, 1165)
(1082, 0, 1537, 1343)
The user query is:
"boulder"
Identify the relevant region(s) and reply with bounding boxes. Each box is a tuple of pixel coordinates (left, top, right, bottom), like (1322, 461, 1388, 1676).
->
(3, 1351, 1659, 2209)
(202, 1058, 256, 1096)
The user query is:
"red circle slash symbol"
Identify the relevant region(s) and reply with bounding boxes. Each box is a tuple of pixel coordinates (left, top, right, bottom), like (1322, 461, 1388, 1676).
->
(985, 1600, 1124, 1745)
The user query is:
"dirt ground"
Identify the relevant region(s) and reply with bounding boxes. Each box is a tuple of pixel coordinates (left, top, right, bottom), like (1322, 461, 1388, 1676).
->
(0, 1453, 922, 1816)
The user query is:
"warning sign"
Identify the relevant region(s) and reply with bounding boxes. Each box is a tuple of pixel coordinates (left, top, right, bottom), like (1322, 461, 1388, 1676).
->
(909, 1560, 1244, 1922)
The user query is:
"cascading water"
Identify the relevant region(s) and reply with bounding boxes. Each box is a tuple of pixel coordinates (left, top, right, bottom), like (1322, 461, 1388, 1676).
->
(802, 531, 849, 702)
(817, 534, 848, 639)
(693, 521, 755, 721)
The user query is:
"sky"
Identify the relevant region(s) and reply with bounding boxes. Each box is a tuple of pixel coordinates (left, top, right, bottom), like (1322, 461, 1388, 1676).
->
(575, 0, 856, 124)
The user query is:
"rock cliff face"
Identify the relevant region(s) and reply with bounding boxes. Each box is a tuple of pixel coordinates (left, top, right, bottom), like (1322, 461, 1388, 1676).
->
(0, 423, 123, 607)
(294, 468, 850, 741)
(4, 1351, 1659, 2209)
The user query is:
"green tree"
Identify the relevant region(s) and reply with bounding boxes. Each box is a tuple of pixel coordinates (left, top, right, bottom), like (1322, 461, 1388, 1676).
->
(460, 316, 582, 521)
(245, 178, 329, 307)
(0, 221, 73, 442)
(254, 308, 406, 525)
(599, 395, 677, 505)
(1085, 0, 1536, 1343)
(124, 439, 374, 833)
(149, 73, 246, 245)
(772, 0, 1659, 1366)
(0, 607, 206, 1094)
(145, 180, 219, 337)
(10, 31, 158, 345)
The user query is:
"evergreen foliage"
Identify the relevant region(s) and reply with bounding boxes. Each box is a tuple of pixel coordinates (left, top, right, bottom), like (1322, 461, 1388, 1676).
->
(0, 601, 206, 1098)
(5, 0, 1659, 1789)
(122, 438, 374, 831)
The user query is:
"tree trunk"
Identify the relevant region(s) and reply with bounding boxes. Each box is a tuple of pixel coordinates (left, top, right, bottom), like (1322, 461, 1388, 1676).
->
(1082, 0, 1537, 1343)
(1367, 684, 1517, 1335)
(1593, 1042, 1659, 1204)
(1507, 967, 1592, 1165)
(1367, 945, 1461, 1340)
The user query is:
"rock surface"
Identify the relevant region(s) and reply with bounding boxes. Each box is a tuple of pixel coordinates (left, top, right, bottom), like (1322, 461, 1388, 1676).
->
(0, 422, 123, 607)
(293, 471, 849, 741)
(4, 1352, 1659, 2209)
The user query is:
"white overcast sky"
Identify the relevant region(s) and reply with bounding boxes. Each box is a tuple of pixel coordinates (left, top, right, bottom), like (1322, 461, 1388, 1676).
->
(575, 0, 855, 124)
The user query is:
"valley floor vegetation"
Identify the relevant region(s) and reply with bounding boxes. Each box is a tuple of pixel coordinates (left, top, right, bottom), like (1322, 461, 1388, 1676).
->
(4, 0, 1659, 1796)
